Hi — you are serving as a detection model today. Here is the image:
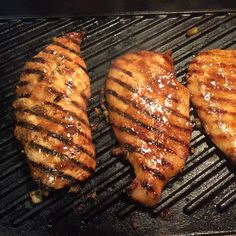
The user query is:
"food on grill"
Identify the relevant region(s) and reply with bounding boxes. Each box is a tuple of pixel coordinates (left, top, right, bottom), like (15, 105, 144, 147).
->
(105, 51, 192, 207)
(13, 32, 96, 190)
(187, 49, 236, 165)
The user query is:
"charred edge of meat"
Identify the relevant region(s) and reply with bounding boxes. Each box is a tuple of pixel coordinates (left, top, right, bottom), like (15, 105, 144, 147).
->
(15, 107, 92, 142)
(22, 68, 45, 81)
(27, 57, 47, 64)
(111, 123, 175, 154)
(141, 180, 155, 193)
(63, 32, 85, 45)
(44, 101, 89, 127)
(141, 164, 165, 181)
(29, 160, 76, 183)
(53, 41, 81, 56)
(29, 142, 94, 174)
(48, 87, 87, 112)
(17, 80, 30, 87)
(16, 120, 94, 160)
(111, 64, 133, 77)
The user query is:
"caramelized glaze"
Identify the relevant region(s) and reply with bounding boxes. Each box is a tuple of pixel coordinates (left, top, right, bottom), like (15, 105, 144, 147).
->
(187, 49, 236, 165)
(106, 51, 192, 207)
(13, 32, 96, 189)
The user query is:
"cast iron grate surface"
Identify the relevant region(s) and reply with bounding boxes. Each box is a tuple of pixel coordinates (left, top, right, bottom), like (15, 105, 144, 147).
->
(0, 13, 236, 235)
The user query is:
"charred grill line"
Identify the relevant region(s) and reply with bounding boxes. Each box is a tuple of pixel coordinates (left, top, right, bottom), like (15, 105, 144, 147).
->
(16, 120, 95, 160)
(51, 42, 88, 74)
(111, 122, 175, 154)
(108, 102, 188, 149)
(21, 68, 45, 81)
(106, 89, 190, 134)
(29, 160, 75, 182)
(195, 105, 236, 116)
(141, 181, 155, 193)
(108, 76, 138, 93)
(111, 64, 133, 77)
(48, 87, 86, 113)
(17, 81, 29, 87)
(29, 142, 94, 174)
(15, 107, 92, 142)
(16, 120, 70, 144)
(27, 57, 47, 64)
(108, 76, 189, 122)
(141, 164, 165, 180)
(199, 81, 236, 94)
(44, 101, 89, 127)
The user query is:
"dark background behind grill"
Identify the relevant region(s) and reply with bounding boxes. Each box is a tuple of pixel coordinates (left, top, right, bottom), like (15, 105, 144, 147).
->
(1, 12, 236, 235)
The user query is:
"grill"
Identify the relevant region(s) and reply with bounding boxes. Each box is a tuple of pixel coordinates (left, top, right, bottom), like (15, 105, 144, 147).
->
(1, 13, 236, 235)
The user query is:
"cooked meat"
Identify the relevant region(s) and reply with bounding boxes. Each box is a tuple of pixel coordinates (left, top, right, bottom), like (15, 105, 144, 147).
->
(106, 51, 192, 207)
(13, 32, 96, 189)
(187, 49, 236, 165)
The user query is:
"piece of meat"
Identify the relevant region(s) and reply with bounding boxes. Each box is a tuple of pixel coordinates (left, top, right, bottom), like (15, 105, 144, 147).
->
(13, 32, 96, 189)
(105, 51, 192, 207)
(187, 49, 236, 165)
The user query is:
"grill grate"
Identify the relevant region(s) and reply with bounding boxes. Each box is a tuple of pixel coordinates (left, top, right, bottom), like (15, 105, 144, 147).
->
(0, 13, 236, 235)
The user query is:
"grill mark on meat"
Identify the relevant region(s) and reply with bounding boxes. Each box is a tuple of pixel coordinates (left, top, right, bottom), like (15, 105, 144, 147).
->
(45, 101, 89, 127)
(199, 81, 236, 94)
(195, 105, 236, 116)
(29, 160, 75, 182)
(141, 180, 155, 193)
(111, 64, 133, 77)
(48, 87, 86, 112)
(17, 120, 94, 160)
(196, 92, 236, 106)
(53, 41, 80, 56)
(22, 68, 45, 76)
(108, 76, 138, 93)
(106, 88, 190, 134)
(190, 61, 236, 70)
(29, 142, 94, 174)
(111, 123, 175, 154)
(109, 105, 188, 152)
(27, 57, 47, 64)
(43, 48, 88, 74)
(17, 80, 30, 87)
(141, 164, 165, 180)
(15, 107, 92, 142)
(108, 77, 189, 122)
(22, 68, 45, 81)
(120, 143, 174, 170)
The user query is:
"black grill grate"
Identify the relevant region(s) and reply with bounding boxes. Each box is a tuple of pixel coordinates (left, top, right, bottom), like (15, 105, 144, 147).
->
(0, 13, 236, 235)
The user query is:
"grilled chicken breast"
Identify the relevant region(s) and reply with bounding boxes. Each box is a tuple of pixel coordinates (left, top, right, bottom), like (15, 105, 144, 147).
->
(187, 49, 236, 165)
(13, 32, 96, 189)
(106, 51, 192, 207)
